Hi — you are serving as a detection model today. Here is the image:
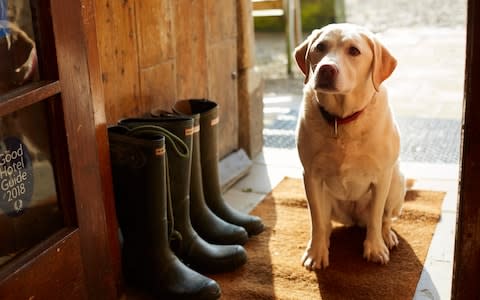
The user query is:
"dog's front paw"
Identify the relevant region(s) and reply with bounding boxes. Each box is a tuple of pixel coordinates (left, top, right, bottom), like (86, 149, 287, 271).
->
(301, 239, 329, 271)
(363, 238, 390, 264)
(382, 228, 399, 249)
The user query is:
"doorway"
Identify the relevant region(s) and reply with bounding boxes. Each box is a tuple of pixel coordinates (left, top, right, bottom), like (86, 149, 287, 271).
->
(253, 0, 466, 298)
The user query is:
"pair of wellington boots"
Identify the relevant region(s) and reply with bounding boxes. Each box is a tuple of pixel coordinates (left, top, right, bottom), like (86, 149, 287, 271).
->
(109, 118, 244, 299)
(170, 99, 265, 241)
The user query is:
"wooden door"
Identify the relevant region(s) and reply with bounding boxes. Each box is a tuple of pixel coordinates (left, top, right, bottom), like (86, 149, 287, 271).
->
(0, 1, 120, 299)
(206, 0, 239, 158)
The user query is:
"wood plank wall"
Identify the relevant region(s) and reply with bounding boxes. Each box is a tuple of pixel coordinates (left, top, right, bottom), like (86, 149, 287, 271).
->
(94, 0, 239, 158)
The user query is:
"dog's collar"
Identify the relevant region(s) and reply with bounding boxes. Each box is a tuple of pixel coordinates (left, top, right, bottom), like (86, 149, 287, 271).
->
(318, 105, 365, 126)
(318, 105, 365, 137)
(316, 92, 376, 137)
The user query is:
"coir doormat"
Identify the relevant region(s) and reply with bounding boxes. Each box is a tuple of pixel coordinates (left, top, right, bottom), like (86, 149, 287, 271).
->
(211, 177, 445, 300)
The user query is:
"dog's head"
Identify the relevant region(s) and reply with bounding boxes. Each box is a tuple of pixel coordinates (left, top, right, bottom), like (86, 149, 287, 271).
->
(294, 23, 396, 93)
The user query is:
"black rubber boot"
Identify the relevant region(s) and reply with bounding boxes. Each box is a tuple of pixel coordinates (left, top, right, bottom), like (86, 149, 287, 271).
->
(150, 111, 249, 246)
(108, 126, 220, 300)
(172, 99, 265, 236)
(119, 118, 247, 273)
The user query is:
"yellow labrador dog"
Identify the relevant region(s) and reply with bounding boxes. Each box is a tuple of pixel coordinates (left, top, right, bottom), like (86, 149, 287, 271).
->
(294, 23, 405, 270)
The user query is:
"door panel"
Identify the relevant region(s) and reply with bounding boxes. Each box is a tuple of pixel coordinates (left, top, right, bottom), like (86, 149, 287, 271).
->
(0, 0, 87, 295)
(205, 0, 239, 158)
(207, 38, 239, 158)
(0, 229, 86, 299)
(0, 0, 120, 298)
(0, 101, 63, 268)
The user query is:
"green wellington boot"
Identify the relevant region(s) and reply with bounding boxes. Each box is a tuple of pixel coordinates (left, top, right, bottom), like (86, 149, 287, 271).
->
(151, 110, 249, 246)
(119, 117, 247, 273)
(108, 126, 220, 300)
(173, 99, 265, 236)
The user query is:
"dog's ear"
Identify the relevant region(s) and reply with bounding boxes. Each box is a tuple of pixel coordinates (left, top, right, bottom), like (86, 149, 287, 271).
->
(294, 30, 321, 84)
(368, 35, 397, 91)
(294, 38, 310, 83)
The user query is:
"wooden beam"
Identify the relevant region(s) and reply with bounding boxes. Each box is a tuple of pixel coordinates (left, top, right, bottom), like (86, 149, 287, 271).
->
(452, 1, 480, 299)
(50, 0, 121, 298)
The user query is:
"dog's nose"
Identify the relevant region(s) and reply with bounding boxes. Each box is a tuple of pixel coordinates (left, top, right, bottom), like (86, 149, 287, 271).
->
(318, 64, 338, 82)
(315, 64, 338, 89)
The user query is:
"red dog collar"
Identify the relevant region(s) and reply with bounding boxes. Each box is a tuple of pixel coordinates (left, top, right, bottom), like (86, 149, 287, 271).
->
(318, 105, 365, 126)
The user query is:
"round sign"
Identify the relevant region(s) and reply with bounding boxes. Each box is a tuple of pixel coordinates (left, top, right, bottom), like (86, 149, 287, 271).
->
(0, 137, 34, 217)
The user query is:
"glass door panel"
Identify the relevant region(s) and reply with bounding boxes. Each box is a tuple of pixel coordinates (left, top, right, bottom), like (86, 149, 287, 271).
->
(0, 0, 38, 95)
(0, 101, 62, 267)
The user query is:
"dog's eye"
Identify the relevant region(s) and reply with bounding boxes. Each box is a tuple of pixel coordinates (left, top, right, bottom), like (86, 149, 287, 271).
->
(348, 46, 361, 56)
(315, 42, 326, 52)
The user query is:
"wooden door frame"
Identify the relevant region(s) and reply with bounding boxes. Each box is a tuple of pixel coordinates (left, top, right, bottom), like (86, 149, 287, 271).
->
(49, 0, 121, 298)
(5, 0, 479, 298)
(452, 0, 480, 298)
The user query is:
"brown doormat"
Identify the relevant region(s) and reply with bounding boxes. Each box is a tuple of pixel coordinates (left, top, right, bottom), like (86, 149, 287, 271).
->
(211, 177, 445, 300)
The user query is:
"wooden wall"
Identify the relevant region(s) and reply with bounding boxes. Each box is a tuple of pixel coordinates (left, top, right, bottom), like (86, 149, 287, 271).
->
(94, 0, 239, 158)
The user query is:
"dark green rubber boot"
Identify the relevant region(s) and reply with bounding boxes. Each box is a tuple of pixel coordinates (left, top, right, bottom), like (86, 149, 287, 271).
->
(119, 118, 247, 273)
(172, 99, 265, 236)
(108, 126, 220, 300)
(150, 111, 249, 246)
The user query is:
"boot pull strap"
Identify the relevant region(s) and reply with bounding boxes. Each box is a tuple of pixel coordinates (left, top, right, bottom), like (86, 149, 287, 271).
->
(164, 157, 183, 250)
(127, 125, 189, 158)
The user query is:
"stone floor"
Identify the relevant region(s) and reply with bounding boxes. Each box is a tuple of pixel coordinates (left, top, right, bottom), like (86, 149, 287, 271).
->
(224, 2, 466, 299)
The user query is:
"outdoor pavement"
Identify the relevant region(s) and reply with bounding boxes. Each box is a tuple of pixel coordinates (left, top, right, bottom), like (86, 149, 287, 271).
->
(224, 1, 466, 299)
